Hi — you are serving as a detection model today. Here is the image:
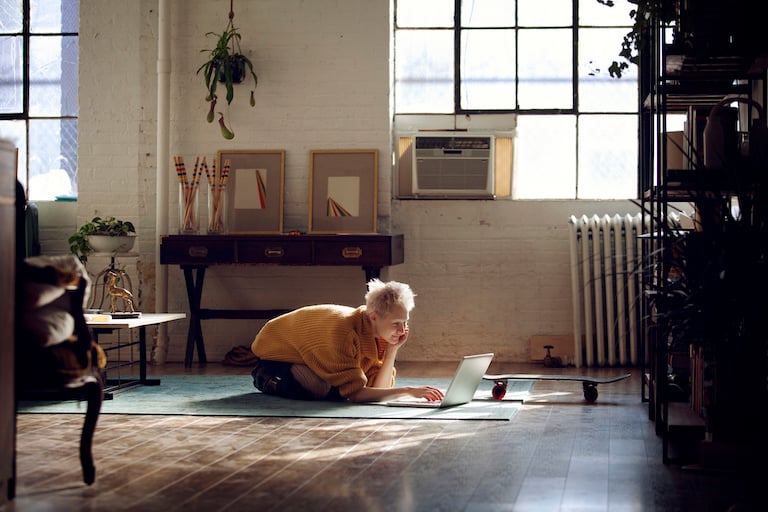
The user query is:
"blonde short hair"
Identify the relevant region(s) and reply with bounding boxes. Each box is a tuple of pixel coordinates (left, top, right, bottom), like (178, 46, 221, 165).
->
(364, 279, 415, 316)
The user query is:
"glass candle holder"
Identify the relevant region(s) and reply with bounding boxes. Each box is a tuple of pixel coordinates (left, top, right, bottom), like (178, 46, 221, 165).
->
(179, 183, 200, 234)
(207, 184, 228, 234)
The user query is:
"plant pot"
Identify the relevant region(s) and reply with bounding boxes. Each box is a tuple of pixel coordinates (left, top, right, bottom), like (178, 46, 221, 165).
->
(88, 234, 136, 254)
(217, 56, 246, 84)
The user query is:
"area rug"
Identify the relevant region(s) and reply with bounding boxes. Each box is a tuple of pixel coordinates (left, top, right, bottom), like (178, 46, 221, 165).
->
(17, 374, 531, 421)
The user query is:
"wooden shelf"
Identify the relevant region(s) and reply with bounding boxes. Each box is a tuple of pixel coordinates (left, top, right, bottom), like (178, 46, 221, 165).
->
(667, 402, 706, 435)
(641, 9, 768, 469)
(665, 52, 768, 79)
(642, 50, 768, 112)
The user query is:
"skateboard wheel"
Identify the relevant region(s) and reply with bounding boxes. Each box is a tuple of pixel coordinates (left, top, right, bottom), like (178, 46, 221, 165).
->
(492, 382, 507, 400)
(583, 384, 598, 403)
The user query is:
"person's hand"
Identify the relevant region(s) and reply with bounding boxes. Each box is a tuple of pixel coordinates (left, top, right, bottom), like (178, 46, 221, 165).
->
(409, 385, 445, 402)
(390, 327, 409, 348)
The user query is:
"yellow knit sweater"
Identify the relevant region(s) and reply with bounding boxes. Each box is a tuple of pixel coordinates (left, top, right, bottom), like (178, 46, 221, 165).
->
(250, 304, 388, 397)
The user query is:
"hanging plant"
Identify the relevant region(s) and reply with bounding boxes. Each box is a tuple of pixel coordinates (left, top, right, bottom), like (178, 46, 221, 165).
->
(196, 0, 258, 139)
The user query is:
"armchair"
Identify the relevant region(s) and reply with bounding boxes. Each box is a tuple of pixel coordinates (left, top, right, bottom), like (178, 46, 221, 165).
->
(14, 180, 104, 487)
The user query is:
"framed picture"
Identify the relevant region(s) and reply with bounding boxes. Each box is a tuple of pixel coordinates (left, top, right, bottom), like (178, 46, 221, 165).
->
(309, 149, 378, 233)
(216, 150, 285, 234)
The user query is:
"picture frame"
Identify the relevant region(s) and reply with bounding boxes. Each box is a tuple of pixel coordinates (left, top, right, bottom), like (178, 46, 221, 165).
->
(216, 150, 285, 234)
(309, 149, 378, 233)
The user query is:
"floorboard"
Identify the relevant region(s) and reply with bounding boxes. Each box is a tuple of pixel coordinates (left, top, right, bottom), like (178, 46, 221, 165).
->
(10, 362, 761, 512)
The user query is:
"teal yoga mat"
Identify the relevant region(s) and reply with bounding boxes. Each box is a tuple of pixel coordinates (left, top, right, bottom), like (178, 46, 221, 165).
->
(17, 374, 531, 421)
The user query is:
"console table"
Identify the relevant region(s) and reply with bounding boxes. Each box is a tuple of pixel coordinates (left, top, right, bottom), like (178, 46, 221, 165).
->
(160, 233, 405, 367)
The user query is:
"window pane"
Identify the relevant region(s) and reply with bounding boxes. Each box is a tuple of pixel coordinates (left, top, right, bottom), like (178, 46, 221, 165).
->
(518, 0, 572, 26)
(579, 28, 637, 112)
(0, 121, 27, 186)
(397, 0, 454, 27)
(28, 118, 78, 200)
(31, 0, 79, 33)
(460, 29, 515, 110)
(666, 113, 686, 132)
(461, 0, 516, 27)
(579, 0, 634, 27)
(395, 30, 454, 114)
(29, 35, 78, 116)
(578, 114, 637, 199)
(0, 0, 22, 32)
(518, 29, 572, 109)
(513, 115, 576, 199)
(0, 35, 22, 113)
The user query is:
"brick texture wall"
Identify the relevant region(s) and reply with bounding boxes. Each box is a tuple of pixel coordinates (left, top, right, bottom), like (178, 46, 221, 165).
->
(42, 0, 641, 364)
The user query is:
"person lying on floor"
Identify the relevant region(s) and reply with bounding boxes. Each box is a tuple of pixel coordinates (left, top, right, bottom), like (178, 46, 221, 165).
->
(250, 279, 445, 403)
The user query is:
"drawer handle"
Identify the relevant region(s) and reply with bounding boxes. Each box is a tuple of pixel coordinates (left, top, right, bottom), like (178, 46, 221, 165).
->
(188, 246, 209, 258)
(342, 246, 363, 259)
(265, 247, 285, 258)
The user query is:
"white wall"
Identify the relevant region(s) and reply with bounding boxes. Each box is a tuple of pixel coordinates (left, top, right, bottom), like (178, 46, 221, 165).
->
(47, 0, 642, 364)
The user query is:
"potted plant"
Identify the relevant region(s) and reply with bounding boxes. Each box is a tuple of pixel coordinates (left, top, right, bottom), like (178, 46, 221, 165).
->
(68, 216, 137, 263)
(640, 139, 768, 460)
(597, 0, 763, 79)
(197, 24, 258, 139)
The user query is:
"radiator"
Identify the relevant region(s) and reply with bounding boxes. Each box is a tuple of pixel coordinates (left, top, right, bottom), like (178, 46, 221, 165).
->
(568, 213, 644, 367)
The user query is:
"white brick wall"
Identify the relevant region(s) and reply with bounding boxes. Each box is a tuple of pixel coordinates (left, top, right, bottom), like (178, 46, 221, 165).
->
(388, 199, 639, 362)
(36, 0, 644, 364)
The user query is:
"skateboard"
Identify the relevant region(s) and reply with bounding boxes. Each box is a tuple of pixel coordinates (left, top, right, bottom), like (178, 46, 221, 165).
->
(483, 372, 631, 403)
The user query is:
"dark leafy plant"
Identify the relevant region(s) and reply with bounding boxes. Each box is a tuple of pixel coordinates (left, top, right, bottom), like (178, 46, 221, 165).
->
(594, 0, 673, 78)
(68, 216, 136, 263)
(640, 143, 768, 444)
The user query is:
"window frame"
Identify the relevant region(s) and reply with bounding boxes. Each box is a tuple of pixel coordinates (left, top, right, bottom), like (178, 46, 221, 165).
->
(394, 0, 582, 115)
(0, 0, 79, 200)
(393, 0, 640, 200)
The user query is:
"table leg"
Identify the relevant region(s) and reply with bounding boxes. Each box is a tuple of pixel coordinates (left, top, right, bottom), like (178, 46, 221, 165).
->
(138, 325, 146, 381)
(363, 266, 382, 282)
(91, 326, 160, 397)
(138, 325, 161, 387)
(182, 266, 208, 367)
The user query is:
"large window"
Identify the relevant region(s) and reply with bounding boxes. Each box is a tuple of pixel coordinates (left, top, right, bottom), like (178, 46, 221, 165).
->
(0, 0, 79, 201)
(394, 0, 638, 199)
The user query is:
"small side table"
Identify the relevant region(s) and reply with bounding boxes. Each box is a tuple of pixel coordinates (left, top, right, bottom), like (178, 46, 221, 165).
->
(87, 313, 186, 398)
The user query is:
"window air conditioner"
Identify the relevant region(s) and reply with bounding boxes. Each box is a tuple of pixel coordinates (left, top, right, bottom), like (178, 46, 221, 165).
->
(396, 133, 512, 198)
(414, 135, 492, 197)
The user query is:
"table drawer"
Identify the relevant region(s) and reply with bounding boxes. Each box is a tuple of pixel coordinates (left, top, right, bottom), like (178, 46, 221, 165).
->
(314, 241, 392, 266)
(160, 239, 236, 264)
(237, 240, 312, 264)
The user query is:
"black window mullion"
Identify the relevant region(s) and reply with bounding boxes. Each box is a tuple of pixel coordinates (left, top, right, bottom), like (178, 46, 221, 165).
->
(454, 0, 461, 113)
(514, 1, 519, 111)
(22, 0, 30, 118)
(572, 0, 579, 112)
(22, 0, 30, 192)
(574, 0, 579, 198)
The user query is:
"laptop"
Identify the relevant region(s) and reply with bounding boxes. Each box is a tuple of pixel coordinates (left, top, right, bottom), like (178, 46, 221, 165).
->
(385, 353, 494, 408)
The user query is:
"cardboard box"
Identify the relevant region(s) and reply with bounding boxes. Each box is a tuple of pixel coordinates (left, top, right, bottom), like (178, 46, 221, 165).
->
(667, 131, 686, 170)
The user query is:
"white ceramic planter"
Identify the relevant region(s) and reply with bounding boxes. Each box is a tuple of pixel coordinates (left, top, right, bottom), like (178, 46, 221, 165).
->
(87, 234, 136, 254)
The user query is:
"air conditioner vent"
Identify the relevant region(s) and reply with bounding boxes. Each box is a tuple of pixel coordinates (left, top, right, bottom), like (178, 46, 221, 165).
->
(415, 158, 490, 191)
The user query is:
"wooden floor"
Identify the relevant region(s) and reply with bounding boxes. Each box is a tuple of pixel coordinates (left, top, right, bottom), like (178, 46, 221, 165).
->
(10, 362, 760, 512)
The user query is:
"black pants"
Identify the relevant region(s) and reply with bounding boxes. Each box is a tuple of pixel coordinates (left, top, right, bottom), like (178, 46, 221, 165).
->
(251, 359, 342, 401)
